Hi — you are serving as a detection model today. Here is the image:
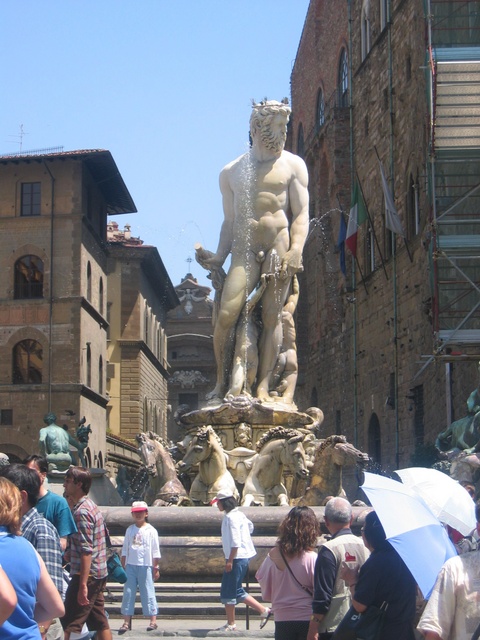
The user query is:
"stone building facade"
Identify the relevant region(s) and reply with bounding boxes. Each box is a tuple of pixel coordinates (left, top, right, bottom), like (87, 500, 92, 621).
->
(0, 149, 136, 465)
(166, 273, 214, 443)
(106, 223, 178, 443)
(290, 0, 480, 469)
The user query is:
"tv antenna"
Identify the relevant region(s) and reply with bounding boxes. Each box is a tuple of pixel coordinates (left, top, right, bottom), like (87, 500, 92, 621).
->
(6, 124, 28, 153)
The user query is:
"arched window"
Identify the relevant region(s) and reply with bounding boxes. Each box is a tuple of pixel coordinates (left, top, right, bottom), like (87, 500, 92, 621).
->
(335, 410, 342, 435)
(380, 0, 388, 30)
(144, 306, 149, 346)
(368, 413, 382, 463)
(99, 356, 103, 395)
(406, 173, 420, 239)
(361, 1, 371, 61)
(364, 223, 375, 275)
(384, 219, 393, 260)
(99, 277, 104, 315)
(14, 255, 44, 299)
(86, 344, 91, 387)
(338, 49, 349, 107)
(153, 320, 158, 356)
(316, 89, 325, 129)
(13, 339, 43, 384)
(86, 262, 92, 302)
(143, 397, 149, 432)
(297, 124, 305, 157)
(413, 385, 424, 446)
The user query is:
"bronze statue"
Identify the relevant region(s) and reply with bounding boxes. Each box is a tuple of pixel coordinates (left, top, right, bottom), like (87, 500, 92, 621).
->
(39, 413, 72, 472)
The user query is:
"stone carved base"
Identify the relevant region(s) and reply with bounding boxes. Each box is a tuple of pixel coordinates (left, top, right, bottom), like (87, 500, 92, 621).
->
(178, 395, 316, 450)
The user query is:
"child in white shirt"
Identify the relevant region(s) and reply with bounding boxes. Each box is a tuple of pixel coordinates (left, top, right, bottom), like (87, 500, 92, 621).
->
(118, 501, 161, 633)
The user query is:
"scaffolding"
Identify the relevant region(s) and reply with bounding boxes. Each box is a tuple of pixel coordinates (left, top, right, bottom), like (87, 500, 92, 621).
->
(423, 0, 480, 367)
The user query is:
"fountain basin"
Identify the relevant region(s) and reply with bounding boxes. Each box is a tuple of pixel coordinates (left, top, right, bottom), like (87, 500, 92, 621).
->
(102, 506, 370, 578)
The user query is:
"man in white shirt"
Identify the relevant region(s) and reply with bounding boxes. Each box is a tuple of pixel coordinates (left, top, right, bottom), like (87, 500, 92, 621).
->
(418, 502, 480, 640)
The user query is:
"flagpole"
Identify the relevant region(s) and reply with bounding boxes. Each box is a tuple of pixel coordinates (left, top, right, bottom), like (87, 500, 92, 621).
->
(337, 195, 369, 295)
(354, 256, 368, 295)
(384, 0, 400, 470)
(356, 171, 389, 282)
(403, 238, 413, 263)
(347, 0, 358, 449)
(373, 158, 400, 467)
(393, 232, 400, 471)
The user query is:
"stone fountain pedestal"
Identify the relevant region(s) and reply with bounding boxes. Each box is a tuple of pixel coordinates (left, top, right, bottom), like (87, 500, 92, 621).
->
(46, 468, 123, 506)
(178, 395, 317, 449)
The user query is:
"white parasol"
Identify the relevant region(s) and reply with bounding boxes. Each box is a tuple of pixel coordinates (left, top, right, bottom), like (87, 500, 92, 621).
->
(361, 472, 457, 598)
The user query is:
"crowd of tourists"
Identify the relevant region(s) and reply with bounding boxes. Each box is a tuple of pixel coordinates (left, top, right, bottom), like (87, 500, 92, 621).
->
(0, 458, 112, 640)
(213, 488, 480, 640)
(0, 456, 478, 640)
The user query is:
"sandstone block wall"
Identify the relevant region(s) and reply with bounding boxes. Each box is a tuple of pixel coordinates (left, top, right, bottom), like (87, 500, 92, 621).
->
(289, 0, 478, 470)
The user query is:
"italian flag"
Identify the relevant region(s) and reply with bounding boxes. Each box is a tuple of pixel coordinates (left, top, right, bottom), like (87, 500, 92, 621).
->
(345, 181, 367, 257)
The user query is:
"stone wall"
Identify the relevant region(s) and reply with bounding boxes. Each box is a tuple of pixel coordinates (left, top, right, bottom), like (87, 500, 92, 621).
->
(289, 0, 478, 470)
(0, 155, 110, 462)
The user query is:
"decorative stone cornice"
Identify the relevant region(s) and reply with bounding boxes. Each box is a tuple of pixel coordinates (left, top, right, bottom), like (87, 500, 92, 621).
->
(169, 370, 209, 388)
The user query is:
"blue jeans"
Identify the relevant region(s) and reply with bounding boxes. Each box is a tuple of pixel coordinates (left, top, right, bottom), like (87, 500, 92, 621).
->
(220, 558, 249, 605)
(121, 565, 157, 616)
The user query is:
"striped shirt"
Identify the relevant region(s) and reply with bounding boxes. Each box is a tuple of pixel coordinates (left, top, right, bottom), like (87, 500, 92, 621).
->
(69, 496, 108, 580)
(22, 507, 64, 595)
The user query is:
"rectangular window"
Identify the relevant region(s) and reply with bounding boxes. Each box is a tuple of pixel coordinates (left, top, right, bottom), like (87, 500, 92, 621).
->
(335, 410, 341, 435)
(387, 373, 395, 409)
(178, 393, 198, 411)
(21, 182, 41, 216)
(0, 410, 13, 426)
(413, 385, 425, 445)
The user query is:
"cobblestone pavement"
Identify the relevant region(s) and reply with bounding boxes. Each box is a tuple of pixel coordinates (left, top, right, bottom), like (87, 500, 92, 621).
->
(107, 616, 275, 638)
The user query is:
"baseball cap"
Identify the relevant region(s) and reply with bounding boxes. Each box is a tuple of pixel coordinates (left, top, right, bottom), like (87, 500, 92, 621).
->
(131, 501, 148, 512)
(211, 489, 234, 504)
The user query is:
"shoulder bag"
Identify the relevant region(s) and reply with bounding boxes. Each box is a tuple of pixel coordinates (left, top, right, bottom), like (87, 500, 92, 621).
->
(104, 525, 128, 584)
(332, 602, 388, 640)
(277, 547, 313, 596)
(472, 620, 480, 640)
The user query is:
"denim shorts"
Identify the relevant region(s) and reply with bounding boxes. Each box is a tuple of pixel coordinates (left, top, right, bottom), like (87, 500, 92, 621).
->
(220, 558, 249, 605)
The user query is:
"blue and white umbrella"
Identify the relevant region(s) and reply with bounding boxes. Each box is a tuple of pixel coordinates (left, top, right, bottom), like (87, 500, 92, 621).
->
(361, 472, 457, 598)
(395, 466, 476, 537)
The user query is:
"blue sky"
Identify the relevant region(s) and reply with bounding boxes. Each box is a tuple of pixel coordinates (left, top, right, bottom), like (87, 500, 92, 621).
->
(1, 1, 310, 288)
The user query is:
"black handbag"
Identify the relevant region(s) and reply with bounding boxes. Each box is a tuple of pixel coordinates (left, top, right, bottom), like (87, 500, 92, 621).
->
(333, 602, 388, 640)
